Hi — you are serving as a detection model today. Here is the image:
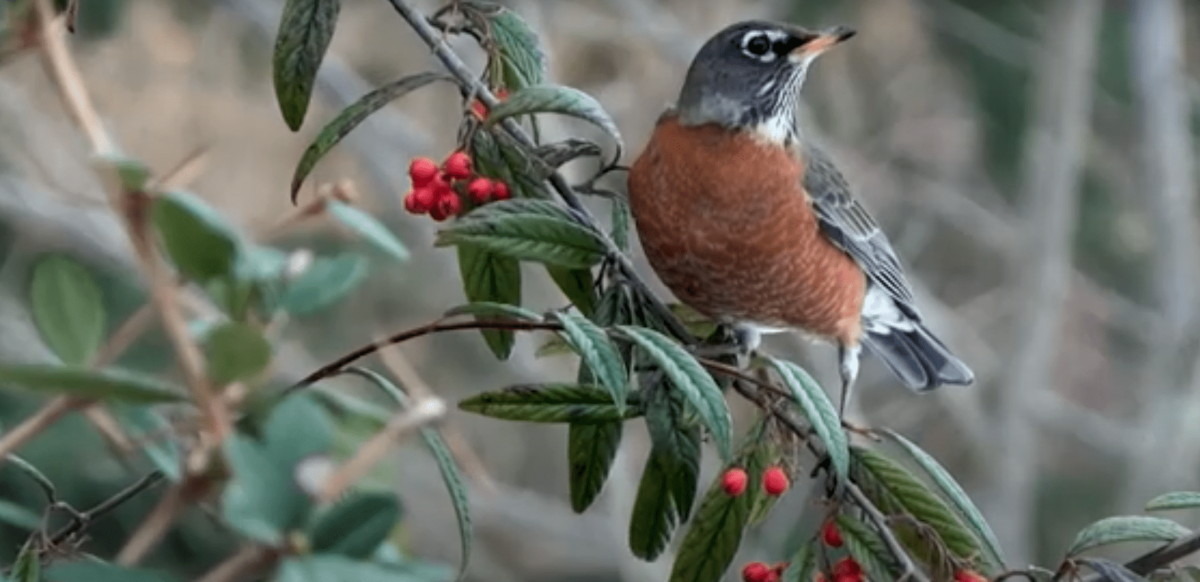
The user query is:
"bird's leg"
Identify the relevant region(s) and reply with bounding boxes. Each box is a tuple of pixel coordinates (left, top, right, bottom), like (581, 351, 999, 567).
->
(837, 343, 860, 419)
(690, 324, 759, 367)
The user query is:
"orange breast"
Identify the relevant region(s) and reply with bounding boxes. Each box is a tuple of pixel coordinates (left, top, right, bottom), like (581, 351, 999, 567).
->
(627, 115, 866, 345)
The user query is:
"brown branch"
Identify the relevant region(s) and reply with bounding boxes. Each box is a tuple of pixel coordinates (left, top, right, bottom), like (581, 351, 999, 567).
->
(0, 397, 83, 465)
(47, 470, 165, 547)
(192, 545, 277, 582)
(115, 480, 189, 565)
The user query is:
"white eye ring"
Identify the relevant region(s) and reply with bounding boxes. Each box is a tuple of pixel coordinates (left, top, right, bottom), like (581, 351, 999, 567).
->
(739, 29, 788, 62)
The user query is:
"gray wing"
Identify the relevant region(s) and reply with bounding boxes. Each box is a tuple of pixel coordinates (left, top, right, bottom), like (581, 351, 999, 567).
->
(801, 143, 922, 321)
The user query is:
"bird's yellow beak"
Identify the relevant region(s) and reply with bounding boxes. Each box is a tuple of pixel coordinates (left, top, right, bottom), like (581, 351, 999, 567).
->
(793, 25, 856, 58)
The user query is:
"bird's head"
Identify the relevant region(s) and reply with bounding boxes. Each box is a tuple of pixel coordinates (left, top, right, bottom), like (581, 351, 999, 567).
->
(675, 20, 855, 144)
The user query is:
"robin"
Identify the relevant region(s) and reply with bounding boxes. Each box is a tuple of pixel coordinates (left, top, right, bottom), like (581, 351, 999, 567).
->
(627, 20, 974, 414)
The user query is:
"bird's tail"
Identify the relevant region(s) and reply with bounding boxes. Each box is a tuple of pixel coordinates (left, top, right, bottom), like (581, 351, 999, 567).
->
(859, 286, 974, 392)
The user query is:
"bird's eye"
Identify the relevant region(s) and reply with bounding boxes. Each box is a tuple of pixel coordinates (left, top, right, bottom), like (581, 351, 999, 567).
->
(744, 33, 771, 57)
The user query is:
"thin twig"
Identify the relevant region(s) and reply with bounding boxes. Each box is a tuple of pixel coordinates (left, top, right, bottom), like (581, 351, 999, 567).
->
(318, 397, 448, 502)
(0, 397, 83, 465)
(192, 545, 277, 582)
(846, 481, 925, 582)
(115, 480, 188, 565)
(47, 470, 165, 547)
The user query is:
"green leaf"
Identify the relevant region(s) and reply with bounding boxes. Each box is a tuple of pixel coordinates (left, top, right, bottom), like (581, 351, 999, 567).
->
(276, 555, 439, 582)
(0, 364, 183, 403)
(220, 434, 310, 545)
(458, 383, 638, 423)
(0, 499, 42, 530)
(309, 491, 401, 558)
(553, 311, 628, 413)
(152, 191, 240, 284)
(765, 357, 848, 479)
(281, 252, 370, 315)
(781, 539, 818, 582)
(850, 446, 984, 562)
(264, 393, 335, 466)
(324, 200, 410, 262)
(289, 73, 450, 199)
(437, 201, 606, 269)
(200, 322, 272, 385)
(568, 421, 622, 513)
(668, 303, 719, 340)
(10, 542, 39, 582)
(618, 325, 732, 460)
(43, 562, 182, 582)
(342, 367, 471, 580)
(444, 301, 542, 322)
(1146, 491, 1200, 512)
(96, 153, 152, 192)
(879, 428, 1005, 571)
(610, 195, 631, 252)
(628, 447, 682, 561)
(273, 0, 341, 131)
(532, 139, 603, 170)
(1067, 516, 1189, 556)
(485, 85, 624, 163)
(546, 266, 596, 317)
(30, 254, 106, 366)
(667, 423, 773, 582)
(110, 405, 183, 481)
(835, 514, 902, 582)
(457, 245, 521, 360)
(485, 6, 547, 89)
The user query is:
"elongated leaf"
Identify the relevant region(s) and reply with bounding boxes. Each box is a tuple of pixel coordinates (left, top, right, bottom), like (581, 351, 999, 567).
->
(200, 322, 272, 385)
(1076, 557, 1149, 582)
(0, 499, 42, 530)
(880, 429, 1005, 571)
(281, 252, 370, 315)
(111, 405, 182, 481)
(766, 357, 848, 479)
(458, 383, 638, 423)
(850, 446, 982, 561)
(309, 491, 401, 559)
(289, 72, 450, 199)
(629, 447, 682, 561)
(619, 325, 732, 460)
(568, 420, 622, 513)
(437, 209, 606, 269)
(546, 266, 596, 316)
(324, 200, 410, 262)
(1146, 491, 1200, 512)
(1067, 516, 1188, 556)
(533, 139, 603, 170)
(0, 364, 183, 403)
(30, 254, 106, 366)
(444, 301, 542, 322)
(152, 191, 240, 284)
(835, 514, 901, 582)
(264, 393, 334, 466)
(610, 195, 631, 252)
(343, 367, 471, 580)
(457, 245, 521, 360)
(10, 541, 39, 582)
(781, 539, 818, 582)
(42, 562, 181, 582)
(668, 423, 772, 582)
(273, 0, 341, 131)
(553, 311, 627, 413)
(96, 153, 152, 192)
(484, 7, 547, 89)
(485, 85, 623, 162)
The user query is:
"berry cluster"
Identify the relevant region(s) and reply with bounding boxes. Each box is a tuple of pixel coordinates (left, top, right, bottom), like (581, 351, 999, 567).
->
(403, 151, 511, 221)
(720, 465, 789, 498)
(741, 561, 788, 582)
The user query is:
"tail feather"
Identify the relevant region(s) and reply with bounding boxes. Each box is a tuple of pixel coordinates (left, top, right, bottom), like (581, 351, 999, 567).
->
(859, 285, 974, 391)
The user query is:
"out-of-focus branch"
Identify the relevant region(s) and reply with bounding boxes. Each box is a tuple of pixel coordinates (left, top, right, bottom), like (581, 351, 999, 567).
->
(1117, 0, 1200, 510)
(982, 0, 1101, 565)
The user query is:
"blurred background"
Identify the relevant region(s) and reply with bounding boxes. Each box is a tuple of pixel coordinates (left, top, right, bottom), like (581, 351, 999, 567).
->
(1, 0, 1198, 579)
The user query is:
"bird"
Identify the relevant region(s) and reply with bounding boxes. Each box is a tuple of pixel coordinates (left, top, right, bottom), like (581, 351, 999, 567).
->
(626, 20, 974, 415)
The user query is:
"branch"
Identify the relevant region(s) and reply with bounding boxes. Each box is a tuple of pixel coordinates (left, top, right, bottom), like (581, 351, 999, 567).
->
(47, 470, 165, 547)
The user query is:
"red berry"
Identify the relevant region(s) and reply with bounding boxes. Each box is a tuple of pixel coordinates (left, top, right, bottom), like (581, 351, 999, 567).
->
(832, 558, 861, 579)
(437, 191, 463, 218)
(821, 521, 843, 548)
(408, 157, 439, 187)
(721, 468, 748, 497)
(442, 151, 472, 180)
(741, 562, 771, 582)
(762, 466, 789, 496)
(467, 178, 494, 203)
(403, 191, 424, 214)
(413, 187, 436, 212)
(493, 181, 511, 200)
(763, 572, 781, 582)
(814, 574, 827, 582)
(955, 570, 988, 582)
